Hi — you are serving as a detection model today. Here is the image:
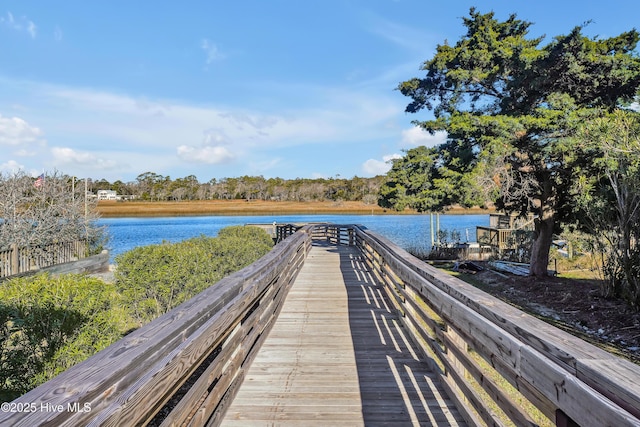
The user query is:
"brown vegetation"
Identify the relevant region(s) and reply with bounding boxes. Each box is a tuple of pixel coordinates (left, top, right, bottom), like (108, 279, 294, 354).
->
(97, 199, 495, 217)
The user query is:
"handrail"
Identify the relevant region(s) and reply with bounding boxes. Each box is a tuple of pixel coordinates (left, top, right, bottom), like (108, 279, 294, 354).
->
(353, 225, 640, 426)
(0, 227, 312, 427)
(2, 224, 639, 426)
(476, 225, 514, 250)
(0, 240, 88, 279)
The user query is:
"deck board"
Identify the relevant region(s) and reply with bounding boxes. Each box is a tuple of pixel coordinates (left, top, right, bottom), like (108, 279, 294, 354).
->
(222, 242, 466, 426)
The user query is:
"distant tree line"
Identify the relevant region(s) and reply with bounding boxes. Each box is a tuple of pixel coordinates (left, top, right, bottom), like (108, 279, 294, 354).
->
(89, 173, 385, 204)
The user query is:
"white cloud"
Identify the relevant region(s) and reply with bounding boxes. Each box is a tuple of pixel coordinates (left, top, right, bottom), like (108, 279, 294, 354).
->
(177, 145, 235, 164)
(0, 159, 25, 174)
(362, 12, 436, 53)
(14, 148, 37, 157)
(177, 127, 236, 164)
(51, 147, 118, 170)
(51, 147, 94, 163)
(0, 114, 45, 147)
(0, 77, 407, 181)
(201, 39, 224, 65)
(249, 157, 281, 173)
(0, 12, 37, 39)
(362, 153, 402, 176)
(26, 21, 36, 38)
(203, 128, 230, 145)
(219, 112, 278, 132)
(35, 83, 400, 154)
(401, 127, 446, 148)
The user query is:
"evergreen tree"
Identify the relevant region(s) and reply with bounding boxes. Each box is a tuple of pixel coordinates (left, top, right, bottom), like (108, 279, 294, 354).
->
(397, 8, 640, 276)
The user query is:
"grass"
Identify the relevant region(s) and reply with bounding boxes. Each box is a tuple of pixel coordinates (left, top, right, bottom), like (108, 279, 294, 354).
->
(97, 199, 495, 217)
(98, 200, 394, 217)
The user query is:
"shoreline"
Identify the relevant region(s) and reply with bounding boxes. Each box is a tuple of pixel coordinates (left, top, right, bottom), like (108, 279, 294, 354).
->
(96, 200, 495, 218)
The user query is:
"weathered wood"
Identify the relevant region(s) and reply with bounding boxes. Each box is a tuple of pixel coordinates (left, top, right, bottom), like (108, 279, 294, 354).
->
(520, 346, 640, 426)
(356, 226, 640, 426)
(160, 277, 285, 426)
(0, 230, 310, 427)
(4, 223, 640, 427)
(1, 240, 89, 279)
(222, 242, 466, 426)
(576, 358, 640, 419)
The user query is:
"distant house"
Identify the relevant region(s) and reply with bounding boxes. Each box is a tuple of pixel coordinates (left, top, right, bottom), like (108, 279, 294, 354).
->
(97, 190, 118, 201)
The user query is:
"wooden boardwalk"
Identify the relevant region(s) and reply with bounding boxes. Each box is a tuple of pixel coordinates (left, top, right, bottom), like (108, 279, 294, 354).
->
(222, 242, 466, 426)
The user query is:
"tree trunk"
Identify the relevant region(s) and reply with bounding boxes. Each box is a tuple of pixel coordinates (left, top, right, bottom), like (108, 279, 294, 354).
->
(529, 214, 555, 277)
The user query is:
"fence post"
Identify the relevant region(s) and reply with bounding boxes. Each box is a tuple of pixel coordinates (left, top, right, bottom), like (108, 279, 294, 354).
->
(445, 325, 470, 409)
(10, 243, 19, 275)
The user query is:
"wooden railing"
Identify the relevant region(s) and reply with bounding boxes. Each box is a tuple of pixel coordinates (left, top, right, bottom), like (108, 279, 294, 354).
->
(0, 240, 87, 279)
(476, 225, 516, 250)
(2, 224, 639, 426)
(353, 225, 640, 427)
(253, 223, 640, 426)
(0, 229, 311, 427)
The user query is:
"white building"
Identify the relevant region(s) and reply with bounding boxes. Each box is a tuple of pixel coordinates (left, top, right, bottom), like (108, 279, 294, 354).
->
(97, 190, 118, 200)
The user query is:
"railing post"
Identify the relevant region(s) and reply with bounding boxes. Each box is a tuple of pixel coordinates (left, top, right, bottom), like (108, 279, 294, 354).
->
(445, 326, 470, 405)
(11, 243, 19, 275)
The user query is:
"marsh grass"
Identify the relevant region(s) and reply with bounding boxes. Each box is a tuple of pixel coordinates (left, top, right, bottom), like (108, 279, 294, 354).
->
(97, 199, 495, 217)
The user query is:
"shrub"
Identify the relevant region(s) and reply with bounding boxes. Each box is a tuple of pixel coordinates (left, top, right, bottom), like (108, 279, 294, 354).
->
(0, 274, 131, 401)
(114, 226, 273, 324)
(0, 225, 273, 401)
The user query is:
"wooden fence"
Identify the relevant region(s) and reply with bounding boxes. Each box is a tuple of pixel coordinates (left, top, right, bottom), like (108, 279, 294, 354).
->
(1, 224, 639, 426)
(0, 240, 87, 279)
(476, 225, 515, 250)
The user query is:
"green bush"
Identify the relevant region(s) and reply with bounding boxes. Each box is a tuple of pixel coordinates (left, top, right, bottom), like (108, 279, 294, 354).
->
(114, 226, 273, 325)
(0, 274, 131, 401)
(0, 225, 273, 402)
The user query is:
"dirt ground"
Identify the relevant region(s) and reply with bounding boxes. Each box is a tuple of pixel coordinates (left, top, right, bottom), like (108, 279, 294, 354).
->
(454, 263, 640, 363)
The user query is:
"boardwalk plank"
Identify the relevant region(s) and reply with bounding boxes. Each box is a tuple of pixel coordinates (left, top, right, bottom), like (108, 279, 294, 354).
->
(222, 243, 466, 426)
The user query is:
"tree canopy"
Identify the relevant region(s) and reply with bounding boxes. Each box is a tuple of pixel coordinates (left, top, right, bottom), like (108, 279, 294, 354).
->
(572, 110, 640, 307)
(378, 145, 487, 212)
(396, 8, 640, 276)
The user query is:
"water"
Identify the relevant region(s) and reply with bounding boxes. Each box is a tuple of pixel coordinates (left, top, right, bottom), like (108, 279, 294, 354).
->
(98, 214, 489, 261)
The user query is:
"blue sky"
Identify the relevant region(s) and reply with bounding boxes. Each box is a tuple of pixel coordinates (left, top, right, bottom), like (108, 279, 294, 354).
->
(1, 1, 637, 183)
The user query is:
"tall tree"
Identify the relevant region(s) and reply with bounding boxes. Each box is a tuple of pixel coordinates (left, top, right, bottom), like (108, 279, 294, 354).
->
(398, 8, 640, 276)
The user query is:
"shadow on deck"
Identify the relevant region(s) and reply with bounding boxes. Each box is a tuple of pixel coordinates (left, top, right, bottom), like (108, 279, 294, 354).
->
(223, 241, 465, 426)
(339, 242, 464, 426)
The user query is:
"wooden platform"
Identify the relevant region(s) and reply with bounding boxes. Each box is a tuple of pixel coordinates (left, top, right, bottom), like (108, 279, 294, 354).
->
(222, 242, 466, 426)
